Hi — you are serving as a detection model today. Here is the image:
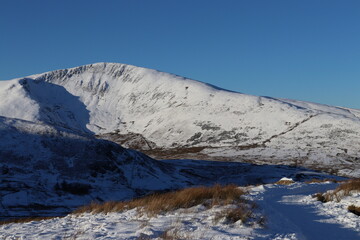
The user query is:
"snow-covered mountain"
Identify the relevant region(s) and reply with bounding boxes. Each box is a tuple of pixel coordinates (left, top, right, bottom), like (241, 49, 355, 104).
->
(1, 115, 324, 218)
(1, 62, 360, 177)
(0, 115, 192, 217)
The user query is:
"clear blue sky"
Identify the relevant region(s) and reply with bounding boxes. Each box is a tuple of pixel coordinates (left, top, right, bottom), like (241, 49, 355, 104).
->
(1, 0, 359, 109)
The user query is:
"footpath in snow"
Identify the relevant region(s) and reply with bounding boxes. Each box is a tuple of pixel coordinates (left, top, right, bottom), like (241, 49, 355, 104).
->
(250, 182, 360, 239)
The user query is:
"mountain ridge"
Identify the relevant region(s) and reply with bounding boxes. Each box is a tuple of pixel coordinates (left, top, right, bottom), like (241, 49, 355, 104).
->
(1, 62, 360, 177)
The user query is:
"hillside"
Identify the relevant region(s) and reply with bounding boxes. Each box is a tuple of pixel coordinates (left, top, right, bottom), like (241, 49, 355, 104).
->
(0, 116, 189, 217)
(1, 115, 328, 218)
(1, 63, 359, 176)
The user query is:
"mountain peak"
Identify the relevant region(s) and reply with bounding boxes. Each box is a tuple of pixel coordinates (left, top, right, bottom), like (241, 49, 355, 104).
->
(1, 63, 359, 177)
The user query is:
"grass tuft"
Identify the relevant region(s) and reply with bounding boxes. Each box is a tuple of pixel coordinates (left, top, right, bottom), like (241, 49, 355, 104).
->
(0, 216, 63, 226)
(314, 178, 360, 203)
(348, 205, 360, 216)
(157, 228, 184, 240)
(313, 193, 327, 203)
(225, 206, 252, 224)
(73, 184, 246, 216)
(274, 179, 294, 185)
(305, 178, 338, 184)
(334, 178, 360, 195)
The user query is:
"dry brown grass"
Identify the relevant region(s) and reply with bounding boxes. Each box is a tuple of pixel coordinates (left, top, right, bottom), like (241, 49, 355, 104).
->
(224, 206, 252, 223)
(314, 178, 360, 202)
(274, 179, 295, 185)
(304, 178, 338, 184)
(157, 228, 185, 240)
(0, 216, 63, 226)
(213, 202, 264, 226)
(73, 184, 246, 216)
(334, 178, 360, 195)
(348, 205, 360, 216)
(158, 231, 176, 240)
(313, 193, 327, 203)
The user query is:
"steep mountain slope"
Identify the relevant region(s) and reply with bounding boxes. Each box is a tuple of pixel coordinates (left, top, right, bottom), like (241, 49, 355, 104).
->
(0, 116, 185, 217)
(1, 63, 360, 176)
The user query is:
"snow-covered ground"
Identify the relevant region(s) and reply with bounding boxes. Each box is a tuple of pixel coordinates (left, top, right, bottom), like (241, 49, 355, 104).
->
(1, 181, 359, 239)
(250, 182, 360, 239)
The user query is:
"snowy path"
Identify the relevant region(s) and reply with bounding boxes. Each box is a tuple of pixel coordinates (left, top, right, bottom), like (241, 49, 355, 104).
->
(1, 182, 359, 239)
(253, 183, 360, 240)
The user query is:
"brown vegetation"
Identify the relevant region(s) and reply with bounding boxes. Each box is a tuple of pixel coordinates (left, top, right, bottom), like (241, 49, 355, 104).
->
(334, 178, 360, 195)
(304, 178, 338, 184)
(143, 147, 208, 160)
(348, 205, 360, 216)
(224, 206, 252, 223)
(213, 202, 264, 226)
(157, 228, 184, 240)
(74, 184, 246, 216)
(0, 216, 63, 226)
(314, 178, 360, 203)
(314, 193, 327, 203)
(274, 179, 295, 185)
